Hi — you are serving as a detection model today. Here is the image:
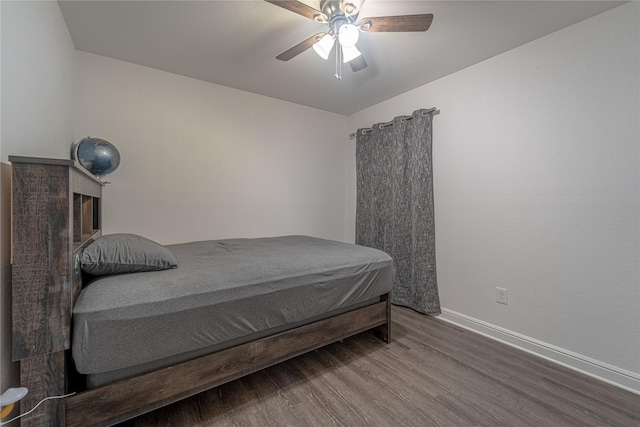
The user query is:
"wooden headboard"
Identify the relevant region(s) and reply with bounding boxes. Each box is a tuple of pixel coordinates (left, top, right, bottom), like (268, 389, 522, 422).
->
(9, 156, 104, 423)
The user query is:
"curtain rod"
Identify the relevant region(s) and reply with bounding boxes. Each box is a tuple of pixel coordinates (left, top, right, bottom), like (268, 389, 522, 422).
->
(348, 107, 439, 140)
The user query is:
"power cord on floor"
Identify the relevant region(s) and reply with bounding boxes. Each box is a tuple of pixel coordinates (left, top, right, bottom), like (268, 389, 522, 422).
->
(0, 392, 76, 426)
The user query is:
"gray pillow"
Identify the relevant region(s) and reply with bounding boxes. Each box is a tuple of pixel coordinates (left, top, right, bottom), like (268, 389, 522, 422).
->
(81, 233, 178, 276)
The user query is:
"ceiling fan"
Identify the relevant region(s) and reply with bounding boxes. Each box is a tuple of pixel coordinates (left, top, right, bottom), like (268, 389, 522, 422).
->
(264, 0, 433, 79)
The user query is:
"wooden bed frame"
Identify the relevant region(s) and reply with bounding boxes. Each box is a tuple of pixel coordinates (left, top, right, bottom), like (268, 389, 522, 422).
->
(9, 156, 391, 427)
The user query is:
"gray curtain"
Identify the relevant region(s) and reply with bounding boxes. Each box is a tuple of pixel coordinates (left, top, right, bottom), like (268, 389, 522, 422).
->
(356, 108, 440, 315)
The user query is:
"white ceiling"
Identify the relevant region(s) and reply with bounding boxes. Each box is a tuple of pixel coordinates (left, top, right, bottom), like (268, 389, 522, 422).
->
(58, 0, 626, 115)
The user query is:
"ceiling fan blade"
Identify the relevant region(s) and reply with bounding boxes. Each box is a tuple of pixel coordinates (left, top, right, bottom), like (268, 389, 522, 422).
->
(276, 33, 326, 61)
(264, 0, 328, 22)
(349, 52, 368, 72)
(340, 0, 365, 16)
(357, 14, 433, 32)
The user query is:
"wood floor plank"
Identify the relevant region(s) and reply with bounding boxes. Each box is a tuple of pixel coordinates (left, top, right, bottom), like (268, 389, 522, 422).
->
(117, 307, 640, 427)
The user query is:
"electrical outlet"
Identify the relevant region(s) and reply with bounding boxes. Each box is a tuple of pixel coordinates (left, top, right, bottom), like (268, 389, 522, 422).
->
(496, 287, 508, 305)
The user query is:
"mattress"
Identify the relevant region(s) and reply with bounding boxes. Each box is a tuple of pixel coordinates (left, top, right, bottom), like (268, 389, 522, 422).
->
(72, 235, 394, 379)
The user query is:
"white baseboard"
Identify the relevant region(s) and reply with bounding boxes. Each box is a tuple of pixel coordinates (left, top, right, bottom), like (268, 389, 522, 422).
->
(438, 308, 640, 396)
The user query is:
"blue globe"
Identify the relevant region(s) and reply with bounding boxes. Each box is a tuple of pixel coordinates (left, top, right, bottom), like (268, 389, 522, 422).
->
(73, 137, 120, 177)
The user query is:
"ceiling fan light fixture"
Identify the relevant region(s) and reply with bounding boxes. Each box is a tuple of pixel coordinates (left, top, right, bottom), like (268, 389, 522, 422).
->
(338, 23, 360, 47)
(342, 44, 362, 63)
(313, 33, 335, 60)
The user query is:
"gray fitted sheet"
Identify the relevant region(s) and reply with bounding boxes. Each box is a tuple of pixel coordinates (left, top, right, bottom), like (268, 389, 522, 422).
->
(73, 235, 394, 377)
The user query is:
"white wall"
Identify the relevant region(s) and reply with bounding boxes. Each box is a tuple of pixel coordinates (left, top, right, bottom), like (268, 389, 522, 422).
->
(0, 0, 77, 399)
(349, 2, 640, 387)
(76, 53, 349, 245)
(0, 1, 77, 162)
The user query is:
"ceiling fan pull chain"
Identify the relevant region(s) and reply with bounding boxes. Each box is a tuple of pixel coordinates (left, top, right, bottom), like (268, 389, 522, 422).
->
(335, 44, 342, 81)
(335, 44, 339, 80)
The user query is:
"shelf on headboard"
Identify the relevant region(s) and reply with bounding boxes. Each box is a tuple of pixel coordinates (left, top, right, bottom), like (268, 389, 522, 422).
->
(73, 231, 102, 251)
(8, 155, 104, 184)
(73, 193, 101, 246)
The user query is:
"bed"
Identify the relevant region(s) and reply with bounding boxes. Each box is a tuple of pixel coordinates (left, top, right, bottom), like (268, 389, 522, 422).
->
(9, 156, 394, 427)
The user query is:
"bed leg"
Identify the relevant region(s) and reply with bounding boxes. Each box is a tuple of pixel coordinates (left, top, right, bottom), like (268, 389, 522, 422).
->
(372, 293, 391, 344)
(18, 352, 66, 426)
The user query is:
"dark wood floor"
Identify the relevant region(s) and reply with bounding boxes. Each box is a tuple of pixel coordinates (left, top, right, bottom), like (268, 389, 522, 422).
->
(119, 306, 640, 426)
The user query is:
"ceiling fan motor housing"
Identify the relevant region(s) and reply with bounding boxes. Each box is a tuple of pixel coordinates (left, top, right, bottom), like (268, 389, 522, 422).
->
(319, 0, 344, 18)
(329, 14, 352, 37)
